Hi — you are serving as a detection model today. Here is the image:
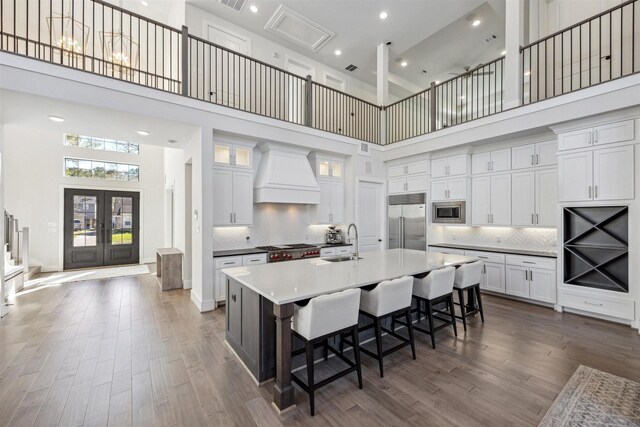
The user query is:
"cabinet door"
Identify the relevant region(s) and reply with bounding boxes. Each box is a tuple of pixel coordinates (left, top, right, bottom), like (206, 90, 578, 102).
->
(216, 269, 227, 301)
(490, 149, 511, 172)
(406, 160, 428, 175)
(388, 164, 406, 178)
(447, 178, 467, 200)
(232, 171, 254, 225)
(535, 140, 557, 166)
(559, 151, 593, 201)
(511, 144, 536, 169)
(593, 145, 634, 201)
(214, 144, 233, 166)
(320, 247, 336, 257)
(535, 169, 558, 227)
(388, 178, 407, 195)
(511, 171, 536, 226)
(472, 152, 491, 174)
(335, 246, 352, 256)
(406, 175, 428, 193)
(490, 174, 511, 225)
(472, 177, 491, 225)
(506, 265, 530, 298)
(447, 155, 468, 176)
(431, 180, 448, 201)
(559, 129, 592, 151)
(484, 263, 506, 293)
(234, 146, 253, 168)
(227, 279, 242, 340)
(330, 161, 343, 178)
(317, 181, 332, 223)
(330, 182, 345, 223)
(529, 268, 556, 303)
(213, 169, 234, 225)
(431, 158, 448, 178)
(593, 120, 634, 146)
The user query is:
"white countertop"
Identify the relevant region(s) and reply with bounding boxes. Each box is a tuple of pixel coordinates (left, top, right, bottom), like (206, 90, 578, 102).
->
(222, 249, 477, 305)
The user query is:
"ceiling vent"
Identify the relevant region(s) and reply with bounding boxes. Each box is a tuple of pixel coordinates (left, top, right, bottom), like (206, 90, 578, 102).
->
(265, 5, 335, 52)
(484, 34, 498, 44)
(345, 64, 358, 72)
(217, 0, 247, 12)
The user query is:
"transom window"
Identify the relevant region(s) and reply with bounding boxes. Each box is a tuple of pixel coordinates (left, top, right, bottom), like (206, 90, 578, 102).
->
(65, 158, 140, 182)
(65, 134, 140, 154)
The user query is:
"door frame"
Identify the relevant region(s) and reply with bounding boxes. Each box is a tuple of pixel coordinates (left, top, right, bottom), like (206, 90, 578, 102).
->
(355, 177, 386, 251)
(58, 184, 145, 271)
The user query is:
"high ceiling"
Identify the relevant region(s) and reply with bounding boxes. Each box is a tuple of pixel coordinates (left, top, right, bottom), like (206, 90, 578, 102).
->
(186, 0, 506, 94)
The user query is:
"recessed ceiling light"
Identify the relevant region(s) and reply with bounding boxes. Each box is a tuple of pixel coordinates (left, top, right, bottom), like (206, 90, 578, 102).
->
(49, 115, 65, 122)
(334, 49, 342, 56)
(379, 11, 388, 20)
(501, 49, 507, 56)
(249, 4, 258, 13)
(137, 130, 150, 136)
(141, 0, 148, 6)
(524, 70, 531, 76)
(472, 19, 481, 27)
(400, 60, 408, 67)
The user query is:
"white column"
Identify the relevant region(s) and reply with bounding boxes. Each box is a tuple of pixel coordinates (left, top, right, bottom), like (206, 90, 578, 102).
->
(504, 0, 525, 109)
(377, 43, 389, 144)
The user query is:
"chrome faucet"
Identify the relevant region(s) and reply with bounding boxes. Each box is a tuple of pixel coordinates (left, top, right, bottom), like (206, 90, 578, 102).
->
(347, 223, 359, 259)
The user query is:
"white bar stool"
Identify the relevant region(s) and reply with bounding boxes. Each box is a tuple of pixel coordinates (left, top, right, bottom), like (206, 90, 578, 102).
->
(291, 288, 362, 416)
(411, 266, 457, 349)
(453, 261, 485, 331)
(346, 276, 416, 377)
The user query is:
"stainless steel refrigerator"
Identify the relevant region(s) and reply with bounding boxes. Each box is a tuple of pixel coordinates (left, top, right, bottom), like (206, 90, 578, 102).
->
(388, 193, 427, 251)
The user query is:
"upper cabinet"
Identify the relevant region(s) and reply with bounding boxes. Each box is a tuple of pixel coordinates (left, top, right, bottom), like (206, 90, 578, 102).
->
(387, 159, 429, 195)
(511, 169, 558, 227)
(214, 143, 253, 168)
(309, 153, 344, 180)
(558, 120, 635, 152)
(472, 148, 511, 174)
(310, 153, 346, 224)
(511, 140, 557, 169)
(431, 177, 469, 201)
(431, 154, 469, 178)
(388, 160, 429, 178)
(471, 174, 511, 226)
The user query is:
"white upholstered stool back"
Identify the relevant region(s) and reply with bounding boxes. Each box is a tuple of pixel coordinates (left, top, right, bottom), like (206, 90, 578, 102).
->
(454, 261, 484, 289)
(359, 276, 414, 317)
(413, 267, 456, 300)
(292, 288, 361, 341)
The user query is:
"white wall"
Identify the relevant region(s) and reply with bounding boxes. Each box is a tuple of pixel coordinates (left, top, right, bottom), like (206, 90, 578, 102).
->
(0, 123, 6, 317)
(2, 124, 165, 271)
(531, 0, 623, 40)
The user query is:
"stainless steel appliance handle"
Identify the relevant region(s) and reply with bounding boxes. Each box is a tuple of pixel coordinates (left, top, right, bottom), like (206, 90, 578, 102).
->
(399, 217, 405, 248)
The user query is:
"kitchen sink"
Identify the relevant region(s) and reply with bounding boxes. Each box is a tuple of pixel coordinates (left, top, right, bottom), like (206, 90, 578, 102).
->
(323, 256, 362, 262)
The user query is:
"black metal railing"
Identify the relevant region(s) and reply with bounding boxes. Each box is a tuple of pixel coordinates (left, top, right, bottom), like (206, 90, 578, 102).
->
(385, 87, 431, 144)
(522, 0, 640, 105)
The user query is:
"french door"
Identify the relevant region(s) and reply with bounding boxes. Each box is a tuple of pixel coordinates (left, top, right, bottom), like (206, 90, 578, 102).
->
(64, 189, 140, 270)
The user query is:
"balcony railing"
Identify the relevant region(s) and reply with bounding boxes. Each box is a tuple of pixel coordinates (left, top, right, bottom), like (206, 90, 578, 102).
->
(0, 0, 638, 145)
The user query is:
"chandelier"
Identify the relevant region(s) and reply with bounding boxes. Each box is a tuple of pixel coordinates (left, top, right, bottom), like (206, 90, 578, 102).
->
(46, 13, 89, 56)
(100, 31, 139, 73)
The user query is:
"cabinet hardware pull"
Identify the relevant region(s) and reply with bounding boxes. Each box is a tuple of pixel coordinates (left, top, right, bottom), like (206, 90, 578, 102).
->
(525, 270, 528, 280)
(231, 294, 237, 302)
(588, 186, 592, 198)
(224, 261, 235, 265)
(594, 130, 599, 143)
(531, 154, 534, 166)
(487, 161, 491, 171)
(478, 256, 488, 259)
(535, 214, 539, 224)
(531, 213, 535, 224)
(488, 214, 491, 223)
(529, 270, 533, 281)
(594, 185, 598, 199)
(535, 154, 539, 165)
(588, 131, 592, 144)
(523, 261, 536, 264)
(233, 213, 237, 223)
(230, 213, 233, 223)
(584, 300, 603, 306)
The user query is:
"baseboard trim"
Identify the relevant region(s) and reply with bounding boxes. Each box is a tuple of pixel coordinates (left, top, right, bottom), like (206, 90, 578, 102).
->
(190, 291, 216, 312)
(183, 279, 192, 290)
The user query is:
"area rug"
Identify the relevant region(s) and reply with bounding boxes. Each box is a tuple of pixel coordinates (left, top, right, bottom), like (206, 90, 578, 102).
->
(539, 365, 640, 426)
(25, 264, 150, 286)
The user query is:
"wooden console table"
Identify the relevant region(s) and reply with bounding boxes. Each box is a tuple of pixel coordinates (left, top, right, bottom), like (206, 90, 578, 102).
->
(156, 248, 183, 290)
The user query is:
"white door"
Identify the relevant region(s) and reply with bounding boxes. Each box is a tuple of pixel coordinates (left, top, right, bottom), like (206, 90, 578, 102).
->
(358, 181, 384, 252)
(213, 169, 233, 225)
(447, 178, 467, 200)
(593, 145, 634, 201)
(535, 169, 558, 227)
(431, 158, 448, 178)
(535, 140, 557, 167)
(317, 180, 332, 223)
(559, 151, 593, 201)
(484, 263, 506, 293)
(506, 265, 530, 298)
(388, 178, 406, 195)
(472, 176, 491, 225)
(511, 144, 536, 169)
(472, 152, 491, 174)
(447, 155, 468, 176)
(232, 171, 253, 225)
(529, 268, 556, 303)
(431, 180, 448, 201)
(490, 149, 511, 172)
(207, 26, 250, 108)
(512, 171, 535, 226)
(490, 174, 511, 225)
(406, 175, 428, 193)
(330, 182, 345, 223)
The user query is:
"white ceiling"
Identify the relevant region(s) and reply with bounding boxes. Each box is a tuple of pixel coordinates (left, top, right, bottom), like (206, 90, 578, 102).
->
(186, 0, 506, 93)
(0, 90, 200, 149)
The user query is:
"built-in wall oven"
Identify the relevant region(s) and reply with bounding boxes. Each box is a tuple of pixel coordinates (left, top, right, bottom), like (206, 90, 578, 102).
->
(432, 201, 466, 224)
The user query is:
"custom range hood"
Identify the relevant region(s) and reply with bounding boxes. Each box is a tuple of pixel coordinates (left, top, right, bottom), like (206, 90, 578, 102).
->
(254, 142, 320, 204)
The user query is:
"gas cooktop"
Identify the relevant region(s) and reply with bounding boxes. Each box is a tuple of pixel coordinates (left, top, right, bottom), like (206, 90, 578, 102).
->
(255, 244, 321, 262)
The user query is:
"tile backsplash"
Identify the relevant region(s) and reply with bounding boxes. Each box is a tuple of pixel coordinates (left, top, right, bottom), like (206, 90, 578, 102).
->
(437, 226, 558, 252)
(213, 204, 345, 249)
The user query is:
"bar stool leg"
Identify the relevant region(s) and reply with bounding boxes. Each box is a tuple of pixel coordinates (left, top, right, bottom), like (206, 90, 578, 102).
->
(374, 318, 384, 377)
(351, 328, 363, 389)
(425, 301, 436, 349)
(448, 294, 458, 337)
(405, 308, 416, 360)
(457, 288, 468, 332)
(323, 339, 329, 361)
(305, 341, 315, 415)
(475, 285, 485, 323)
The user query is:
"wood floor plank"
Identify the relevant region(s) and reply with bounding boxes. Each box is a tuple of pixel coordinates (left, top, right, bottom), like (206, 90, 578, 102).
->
(107, 390, 131, 427)
(131, 370, 157, 427)
(83, 382, 112, 427)
(32, 376, 74, 427)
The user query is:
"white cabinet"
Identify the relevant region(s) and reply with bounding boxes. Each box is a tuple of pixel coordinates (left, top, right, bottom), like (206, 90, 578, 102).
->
(471, 174, 511, 225)
(431, 155, 469, 178)
(529, 268, 556, 303)
(214, 254, 267, 303)
(214, 143, 253, 168)
(317, 180, 344, 224)
(389, 175, 428, 195)
(472, 148, 511, 174)
(310, 153, 344, 180)
(559, 145, 634, 201)
(212, 169, 253, 226)
(558, 120, 634, 151)
(512, 140, 557, 169)
(505, 255, 557, 303)
(427, 247, 465, 255)
(320, 245, 353, 258)
(512, 169, 558, 226)
(431, 178, 468, 201)
(506, 266, 530, 298)
(464, 250, 506, 293)
(388, 160, 428, 178)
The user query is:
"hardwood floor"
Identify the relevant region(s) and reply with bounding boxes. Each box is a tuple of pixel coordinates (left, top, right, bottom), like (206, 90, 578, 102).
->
(1, 269, 640, 426)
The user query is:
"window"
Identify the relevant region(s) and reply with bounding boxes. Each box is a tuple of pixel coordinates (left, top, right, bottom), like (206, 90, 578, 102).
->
(65, 134, 139, 154)
(65, 158, 140, 182)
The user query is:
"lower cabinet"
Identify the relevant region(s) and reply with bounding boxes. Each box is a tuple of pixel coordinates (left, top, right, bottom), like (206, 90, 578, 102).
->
(505, 255, 557, 303)
(214, 253, 267, 303)
(483, 263, 506, 293)
(505, 265, 530, 298)
(427, 247, 466, 256)
(320, 245, 353, 258)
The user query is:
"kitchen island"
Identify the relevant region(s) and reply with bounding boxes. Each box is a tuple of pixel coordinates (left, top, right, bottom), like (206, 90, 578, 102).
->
(222, 249, 477, 413)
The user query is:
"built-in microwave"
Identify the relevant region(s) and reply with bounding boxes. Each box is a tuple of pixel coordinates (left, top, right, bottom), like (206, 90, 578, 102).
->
(432, 201, 466, 224)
